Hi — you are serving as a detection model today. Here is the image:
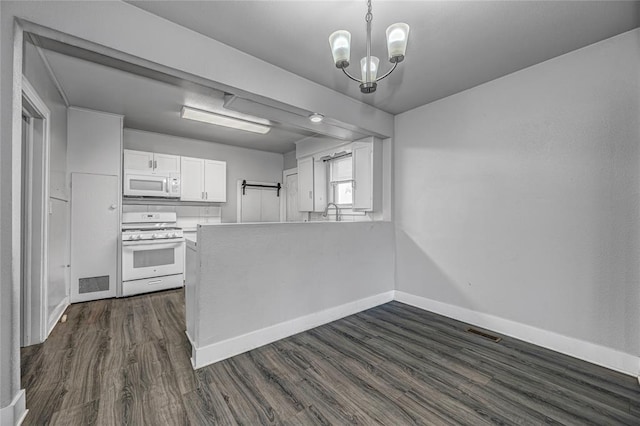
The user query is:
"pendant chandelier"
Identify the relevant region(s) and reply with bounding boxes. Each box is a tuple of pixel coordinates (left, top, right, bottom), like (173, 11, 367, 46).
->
(329, 0, 410, 94)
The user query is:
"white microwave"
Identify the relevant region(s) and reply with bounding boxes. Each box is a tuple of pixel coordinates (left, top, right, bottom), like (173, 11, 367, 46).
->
(124, 171, 181, 198)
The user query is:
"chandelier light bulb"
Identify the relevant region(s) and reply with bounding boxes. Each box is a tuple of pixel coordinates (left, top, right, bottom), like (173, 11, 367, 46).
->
(329, 30, 351, 68)
(386, 23, 410, 62)
(360, 56, 380, 82)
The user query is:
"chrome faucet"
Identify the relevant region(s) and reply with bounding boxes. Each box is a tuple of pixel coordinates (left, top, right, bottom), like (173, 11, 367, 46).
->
(323, 203, 341, 221)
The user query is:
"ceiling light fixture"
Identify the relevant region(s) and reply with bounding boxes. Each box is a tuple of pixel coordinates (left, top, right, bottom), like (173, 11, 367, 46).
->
(308, 113, 324, 123)
(180, 106, 271, 134)
(329, 0, 409, 94)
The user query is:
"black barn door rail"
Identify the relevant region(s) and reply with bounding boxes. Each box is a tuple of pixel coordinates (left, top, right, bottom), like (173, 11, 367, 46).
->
(242, 180, 282, 197)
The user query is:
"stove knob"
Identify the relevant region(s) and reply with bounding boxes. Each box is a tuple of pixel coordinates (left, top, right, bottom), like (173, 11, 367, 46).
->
(169, 233, 176, 238)
(135, 235, 142, 240)
(152, 234, 159, 239)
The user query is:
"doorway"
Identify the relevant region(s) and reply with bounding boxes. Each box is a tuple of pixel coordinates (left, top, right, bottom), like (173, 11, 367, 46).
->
(20, 77, 50, 347)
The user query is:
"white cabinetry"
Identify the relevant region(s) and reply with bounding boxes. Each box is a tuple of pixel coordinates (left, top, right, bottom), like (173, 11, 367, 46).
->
(180, 156, 227, 202)
(297, 157, 314, 211)
(67, 108, 123, 302)
(154, 153, 181, 174)
(353, 142, 373, 211)
(297, 136, 381, 213)
(297, 156, 327, 213)
(123, 149, 180, 174)
(352, 137, 382, 212)
(204, 160, 227, 202)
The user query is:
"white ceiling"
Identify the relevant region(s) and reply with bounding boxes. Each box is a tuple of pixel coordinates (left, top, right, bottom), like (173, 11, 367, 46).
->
(128, 0, 640, 115)
(40, 48, 316, 153)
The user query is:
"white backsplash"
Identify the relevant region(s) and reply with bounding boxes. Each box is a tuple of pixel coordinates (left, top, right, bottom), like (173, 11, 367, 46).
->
(122, 204, 222, 230)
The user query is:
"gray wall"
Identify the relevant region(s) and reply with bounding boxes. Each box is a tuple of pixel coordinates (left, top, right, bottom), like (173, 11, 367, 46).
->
(23, 42, 69, 326)
(124, 129, 284, 223)
(194, 222, 395, 346)
(394, 29, 640, 357)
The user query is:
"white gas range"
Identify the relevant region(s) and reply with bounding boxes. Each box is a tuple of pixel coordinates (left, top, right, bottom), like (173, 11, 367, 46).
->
(121, 212, 185, 297)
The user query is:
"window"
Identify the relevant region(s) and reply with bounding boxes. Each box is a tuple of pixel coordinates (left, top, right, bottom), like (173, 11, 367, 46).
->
(328, 154, 353, 206)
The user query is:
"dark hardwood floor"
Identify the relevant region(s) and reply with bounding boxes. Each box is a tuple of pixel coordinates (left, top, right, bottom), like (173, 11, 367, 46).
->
(21, 289, 640, 425)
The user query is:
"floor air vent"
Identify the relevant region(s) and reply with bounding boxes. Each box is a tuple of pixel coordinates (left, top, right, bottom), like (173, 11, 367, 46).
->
(467, 328, 502, 343)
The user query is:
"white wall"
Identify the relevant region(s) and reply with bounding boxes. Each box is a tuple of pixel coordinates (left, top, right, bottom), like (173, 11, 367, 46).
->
(23, 42, 69, 328)
(283, 150, 296, 170)
(24, 43, 67, 200)
(124, 129, 284, 223)
(394, 30, 640, 370)
(189, 222, 395, 365)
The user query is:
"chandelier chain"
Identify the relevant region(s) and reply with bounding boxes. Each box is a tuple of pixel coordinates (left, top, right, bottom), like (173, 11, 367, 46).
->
(365, 0, 373, 23)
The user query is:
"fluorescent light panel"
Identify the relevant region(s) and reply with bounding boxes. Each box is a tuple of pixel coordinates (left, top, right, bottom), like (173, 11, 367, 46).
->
(181, 106, 270, 134)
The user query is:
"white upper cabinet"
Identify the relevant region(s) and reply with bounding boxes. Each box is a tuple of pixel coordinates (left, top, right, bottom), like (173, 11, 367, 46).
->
(68, 108, 123, 176)
(153, 153, 181, 174)
(180, 156, 227, 202)
(123, 149, 180, 174)
(204, 160, 227, 202)
(180, 156, 205, 201)
(352, 137, 382, 212)
(123, 149, 153, 171)
(352, 142, 373, 211)
(297, 156, 314, 212)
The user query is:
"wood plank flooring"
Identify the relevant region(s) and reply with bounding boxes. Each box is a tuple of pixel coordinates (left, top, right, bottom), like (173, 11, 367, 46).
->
(21, 289, 640, 425)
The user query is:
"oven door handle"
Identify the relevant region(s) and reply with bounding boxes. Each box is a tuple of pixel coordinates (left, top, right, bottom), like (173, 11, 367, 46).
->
(122, 238, 184, 247)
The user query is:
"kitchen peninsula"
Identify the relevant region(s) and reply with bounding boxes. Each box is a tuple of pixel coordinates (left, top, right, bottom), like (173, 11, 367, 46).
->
(185, 221, 395, 369)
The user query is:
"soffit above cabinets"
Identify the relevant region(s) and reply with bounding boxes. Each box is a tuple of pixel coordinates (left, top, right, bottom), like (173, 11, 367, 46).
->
(127, 1, 640, 115)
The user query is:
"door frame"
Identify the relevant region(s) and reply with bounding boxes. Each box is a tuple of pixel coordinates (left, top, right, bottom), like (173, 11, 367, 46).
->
(20, 76, 50, 346)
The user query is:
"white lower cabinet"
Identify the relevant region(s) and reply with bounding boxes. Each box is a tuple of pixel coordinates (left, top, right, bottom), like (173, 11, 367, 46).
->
(180, 156, 226, 202)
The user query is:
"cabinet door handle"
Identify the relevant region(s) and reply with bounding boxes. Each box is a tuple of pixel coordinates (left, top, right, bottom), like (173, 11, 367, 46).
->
(148, 160, 153, 169)
(309, 191, 313, 199)
(154, 160, 157, 169)
(201, 191, 205, 200)
(205, 191, 208, 200)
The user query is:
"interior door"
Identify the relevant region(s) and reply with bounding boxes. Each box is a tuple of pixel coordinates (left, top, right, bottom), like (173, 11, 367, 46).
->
(240, 188, 262, 222)
(285, 172, 305, 222)
(70, 173, 118, 303)
(260, 189, 280, 222)
(239, 185, 281, 223)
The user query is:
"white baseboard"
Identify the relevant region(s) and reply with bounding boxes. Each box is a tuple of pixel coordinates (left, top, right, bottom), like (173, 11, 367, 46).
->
(47, 297, 69, 336)
(191, 291, 395, 369)
(0, 389, 27, 426)
(394, 291, 640, 378)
